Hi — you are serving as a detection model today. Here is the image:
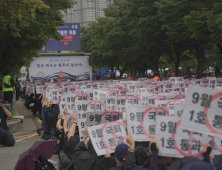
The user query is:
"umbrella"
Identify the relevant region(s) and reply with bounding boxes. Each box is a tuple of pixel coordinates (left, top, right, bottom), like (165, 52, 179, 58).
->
(14, 140, 57, 170)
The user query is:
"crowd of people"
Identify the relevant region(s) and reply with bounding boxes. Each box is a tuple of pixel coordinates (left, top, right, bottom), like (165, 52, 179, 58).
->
(1, 69, 222, 170)
(17, 79, 221, 170)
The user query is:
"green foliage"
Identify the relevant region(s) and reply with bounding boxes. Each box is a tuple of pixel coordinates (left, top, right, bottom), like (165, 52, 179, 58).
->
(81, 0, 222, 78)
(0, 0, 75, 76)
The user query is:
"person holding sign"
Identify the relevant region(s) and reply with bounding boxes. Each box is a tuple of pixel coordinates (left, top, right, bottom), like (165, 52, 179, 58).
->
(72, 126, 106, 170)
(125, 133, 159, 170)
(104, 143, 129, 170)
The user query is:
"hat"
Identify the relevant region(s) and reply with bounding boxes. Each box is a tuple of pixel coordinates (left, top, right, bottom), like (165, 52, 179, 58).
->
(115, 143, 129, 157)
(180, 162, 214, 170)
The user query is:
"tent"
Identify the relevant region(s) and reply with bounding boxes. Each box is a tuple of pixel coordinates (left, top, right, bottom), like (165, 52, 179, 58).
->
(93, 67, 116, 76)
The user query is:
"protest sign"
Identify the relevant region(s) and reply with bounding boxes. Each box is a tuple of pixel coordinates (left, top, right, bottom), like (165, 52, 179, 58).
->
(174, 104, 184, 117)
(59, 102, 66, 114)
(125, 96, 141, 108)
(118, 88, 129, 95)
(163, 83, 173, 93)
(49, 89, 60, 104)
(75, 93, 90, 101)
(62, 93, 75, 114)
(86, 111, 123, 126)
(93, 89, 106, 100)
(115, 95, 127, 112)
(208, 136, 222, 155)
(66, 85, 76, 94)
(101, 96, 116, 111)
(88, 119, 127, 156)
(127, 106, 163, 141)
(156, 116, 208, 158)
(75, 101, 88, 119)
(87, 101, 105, 112)
(180, 85, 222, 137)
(84, 89, 93, 100)
(215, 79, 222, 86)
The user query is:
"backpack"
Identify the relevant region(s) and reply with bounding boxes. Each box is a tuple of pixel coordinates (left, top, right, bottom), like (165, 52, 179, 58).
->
(34, 155, 55, 170)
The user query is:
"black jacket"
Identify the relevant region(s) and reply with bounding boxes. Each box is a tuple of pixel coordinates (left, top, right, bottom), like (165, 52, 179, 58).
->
(70, 141, 106, 170)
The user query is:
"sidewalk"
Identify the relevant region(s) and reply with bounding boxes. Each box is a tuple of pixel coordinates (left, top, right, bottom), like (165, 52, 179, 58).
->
(0, 100, 60, 170)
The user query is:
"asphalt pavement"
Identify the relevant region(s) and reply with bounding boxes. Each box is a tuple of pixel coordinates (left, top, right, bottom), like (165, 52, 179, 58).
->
(0, 99, 59, 170)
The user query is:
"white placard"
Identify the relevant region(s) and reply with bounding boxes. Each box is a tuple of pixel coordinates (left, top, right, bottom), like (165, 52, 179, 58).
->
(126, 106, 157, 141)
(208, 136, 222, 155)
(86, 101, 105, 112)
(156, 116, 208, 158)
(88, 120, 127, 156)
(86, 111, 123, 126)
(180, 85, 222, 137)
(75, 101, 88, 119)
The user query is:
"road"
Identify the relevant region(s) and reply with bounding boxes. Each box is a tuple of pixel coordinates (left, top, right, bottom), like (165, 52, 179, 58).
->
(0, 100, 59, 170)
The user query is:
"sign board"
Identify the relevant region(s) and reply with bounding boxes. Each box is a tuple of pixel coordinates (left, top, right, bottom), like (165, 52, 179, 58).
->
(88, 120, 127, 156)
(43, 23, 81, 51)
(86, 111, 123, 126)
(180, 85, 222, 137)
(156, 116, 208, 157)
(29, 56, 89, 80)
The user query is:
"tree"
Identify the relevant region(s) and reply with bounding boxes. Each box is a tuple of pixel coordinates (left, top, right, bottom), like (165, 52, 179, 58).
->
(0, 0, 75, 75)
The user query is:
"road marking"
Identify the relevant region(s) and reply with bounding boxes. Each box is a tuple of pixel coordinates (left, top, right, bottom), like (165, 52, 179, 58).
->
(14, 134, 36, 139)
(15, 133, 38, 143)
(36, 116, 42, 124)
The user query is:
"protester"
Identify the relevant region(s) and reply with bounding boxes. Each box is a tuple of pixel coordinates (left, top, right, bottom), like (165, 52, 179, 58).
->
(18, 75, 222, 170)
(15, 79, 21, 101)
(60, 71, 63, 78)
(152, 72, 160, 81)
(0, 92, 15, 146)
(170, 71, 175, 77)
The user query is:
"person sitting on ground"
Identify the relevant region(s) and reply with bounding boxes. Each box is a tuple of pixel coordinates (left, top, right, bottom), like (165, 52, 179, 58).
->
(125, 133, 159, 170)
(0, 92, 15, 147)
(104, 143, 129, 170)
(72, 126, 106, 170)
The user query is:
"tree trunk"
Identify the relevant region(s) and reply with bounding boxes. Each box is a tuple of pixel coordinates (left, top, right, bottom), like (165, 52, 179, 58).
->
(196, 51, 204, 78)
(175, 61, 179, 77)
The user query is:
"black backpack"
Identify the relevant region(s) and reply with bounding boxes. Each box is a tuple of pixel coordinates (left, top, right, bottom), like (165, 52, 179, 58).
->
(34, 155, 55, 170)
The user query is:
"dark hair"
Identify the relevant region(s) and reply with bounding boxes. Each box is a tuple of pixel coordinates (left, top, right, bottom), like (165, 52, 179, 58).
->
(154, 72, 158, 76)
(116, 155, 127, 170)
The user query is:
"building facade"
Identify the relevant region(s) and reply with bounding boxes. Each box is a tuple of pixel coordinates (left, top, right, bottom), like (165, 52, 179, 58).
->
(62, 0, 127, 26)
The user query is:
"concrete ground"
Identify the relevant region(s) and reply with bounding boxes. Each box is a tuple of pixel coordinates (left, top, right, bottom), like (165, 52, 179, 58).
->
(0, 100, 59, 170)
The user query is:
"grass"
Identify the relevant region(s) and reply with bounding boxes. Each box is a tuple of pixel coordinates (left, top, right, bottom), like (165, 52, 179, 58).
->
(7, 106, 16, 123)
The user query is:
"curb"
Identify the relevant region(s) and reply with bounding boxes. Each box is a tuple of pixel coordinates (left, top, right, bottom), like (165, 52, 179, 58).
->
(8, 98, 23, 133)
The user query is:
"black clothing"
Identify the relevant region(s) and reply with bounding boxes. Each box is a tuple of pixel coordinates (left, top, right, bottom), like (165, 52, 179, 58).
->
(125, 152, 147, 170)
(167, 156, 201, 170)
(63, 136, 80, 159)
(150, 143, 158, 170)
(203, 147, 212, 164)
(16, 91, 20, 101)
(3, 91, 13, 109)
(0, 107, 8, 131)
(0, 127, 15, 146)
(71, 141, 106, 170)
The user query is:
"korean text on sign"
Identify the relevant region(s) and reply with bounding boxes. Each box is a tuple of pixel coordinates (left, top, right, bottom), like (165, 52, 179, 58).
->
(88, 120, 127, 156)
